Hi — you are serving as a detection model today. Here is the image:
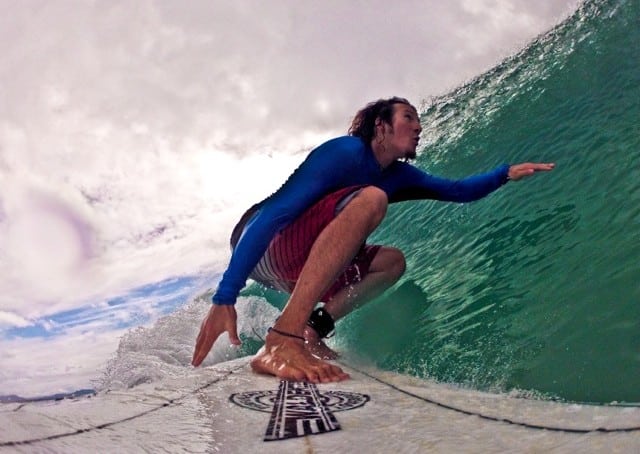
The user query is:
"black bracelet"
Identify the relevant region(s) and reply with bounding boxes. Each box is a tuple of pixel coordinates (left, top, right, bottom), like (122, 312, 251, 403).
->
(307, 307, 336, 338)
(268, 327, 305, 342)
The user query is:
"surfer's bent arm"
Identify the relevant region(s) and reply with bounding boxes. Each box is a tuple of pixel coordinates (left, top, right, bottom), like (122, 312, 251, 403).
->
(211, 138, 364, 305)
(382, 161, 510, 203)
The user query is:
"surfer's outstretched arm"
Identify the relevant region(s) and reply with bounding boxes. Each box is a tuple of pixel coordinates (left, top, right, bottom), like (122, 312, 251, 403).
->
(192, 305, 241, 367)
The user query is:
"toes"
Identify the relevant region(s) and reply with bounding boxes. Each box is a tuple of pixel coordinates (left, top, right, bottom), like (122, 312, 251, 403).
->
(287, 367, 308, 382)
(313, 365, 332, 384)
(328, 364, 350, 381)
(313, 362, 349, 383)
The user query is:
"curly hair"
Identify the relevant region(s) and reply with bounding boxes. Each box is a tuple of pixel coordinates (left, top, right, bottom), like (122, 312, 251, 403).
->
(348, 97, 414, 144)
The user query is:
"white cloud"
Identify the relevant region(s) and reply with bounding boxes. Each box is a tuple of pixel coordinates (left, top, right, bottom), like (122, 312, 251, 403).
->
(0, 311, 31, 329)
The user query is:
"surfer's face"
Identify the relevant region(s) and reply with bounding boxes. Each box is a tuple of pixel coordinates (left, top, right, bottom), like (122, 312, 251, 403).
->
(386, 104, 422, 160)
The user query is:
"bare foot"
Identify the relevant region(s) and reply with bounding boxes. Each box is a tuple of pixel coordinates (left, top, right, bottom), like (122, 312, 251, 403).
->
(250, 332, 349, 383)
(303, 326, 339, 360)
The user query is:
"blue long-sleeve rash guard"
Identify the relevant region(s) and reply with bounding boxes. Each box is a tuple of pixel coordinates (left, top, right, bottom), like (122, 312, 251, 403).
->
(213, 136, 510, 305)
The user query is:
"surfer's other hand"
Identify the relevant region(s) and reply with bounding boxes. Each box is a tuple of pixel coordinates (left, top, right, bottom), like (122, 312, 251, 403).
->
(508, 162, 555, 181)
(192, 304, 241, 367)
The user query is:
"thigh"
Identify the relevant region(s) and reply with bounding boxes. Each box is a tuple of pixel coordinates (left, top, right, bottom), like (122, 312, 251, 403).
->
(248, 186, 366, 293)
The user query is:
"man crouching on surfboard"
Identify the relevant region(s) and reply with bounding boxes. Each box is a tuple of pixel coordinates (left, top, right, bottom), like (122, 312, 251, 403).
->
(191, 97, 554, 383)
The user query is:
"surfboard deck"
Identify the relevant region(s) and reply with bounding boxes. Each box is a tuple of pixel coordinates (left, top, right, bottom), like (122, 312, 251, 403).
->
(2, 356, 639, 453)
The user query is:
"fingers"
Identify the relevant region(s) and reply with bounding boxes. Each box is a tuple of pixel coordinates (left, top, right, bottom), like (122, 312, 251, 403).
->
(227, 322, 242, 346)
(192, 305, 240, 367)
(192, 310, 215, 366)
(509, 162, 555, 181)
(192, 325, 216, 367)
(527, 162, 555, 171)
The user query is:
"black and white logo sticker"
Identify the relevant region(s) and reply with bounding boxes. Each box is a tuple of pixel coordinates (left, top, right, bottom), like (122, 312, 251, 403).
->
(230, 381, 369, 441)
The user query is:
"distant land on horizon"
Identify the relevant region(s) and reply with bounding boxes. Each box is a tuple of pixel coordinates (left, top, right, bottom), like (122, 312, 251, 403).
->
(0, 389, 96, 404)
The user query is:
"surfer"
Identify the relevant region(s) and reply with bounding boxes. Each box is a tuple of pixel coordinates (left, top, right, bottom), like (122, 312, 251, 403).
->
(192, 97, 554, 383)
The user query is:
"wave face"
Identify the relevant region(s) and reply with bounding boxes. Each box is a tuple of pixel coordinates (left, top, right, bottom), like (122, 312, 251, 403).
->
(334, 0, 639, 404)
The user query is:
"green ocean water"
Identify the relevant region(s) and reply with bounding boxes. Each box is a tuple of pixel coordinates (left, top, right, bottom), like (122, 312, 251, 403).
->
(252, 0, 639, 405)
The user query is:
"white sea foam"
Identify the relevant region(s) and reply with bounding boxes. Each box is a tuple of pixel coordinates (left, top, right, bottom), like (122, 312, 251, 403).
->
(97, 293, 280, 391)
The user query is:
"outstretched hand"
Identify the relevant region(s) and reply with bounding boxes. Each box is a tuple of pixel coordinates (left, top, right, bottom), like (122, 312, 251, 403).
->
(508, 162, 555, 181)
(192, 304, 241, 367)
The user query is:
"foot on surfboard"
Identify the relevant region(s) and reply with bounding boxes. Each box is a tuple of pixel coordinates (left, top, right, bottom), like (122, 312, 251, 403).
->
(251, 331, 349, 383)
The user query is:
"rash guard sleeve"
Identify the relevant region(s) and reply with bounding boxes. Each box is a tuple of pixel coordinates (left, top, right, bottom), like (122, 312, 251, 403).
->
(382, 162, 510, 203)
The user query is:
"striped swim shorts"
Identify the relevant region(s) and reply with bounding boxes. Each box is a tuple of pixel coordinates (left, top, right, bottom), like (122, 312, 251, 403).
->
(232, 186, 381, 303)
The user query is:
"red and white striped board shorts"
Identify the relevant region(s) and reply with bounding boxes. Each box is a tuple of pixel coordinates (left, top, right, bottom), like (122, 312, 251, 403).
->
(234, 186, 381, 303)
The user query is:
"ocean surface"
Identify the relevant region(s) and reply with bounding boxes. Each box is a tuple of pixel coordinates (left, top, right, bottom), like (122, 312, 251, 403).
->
(99, 0, 639, 406)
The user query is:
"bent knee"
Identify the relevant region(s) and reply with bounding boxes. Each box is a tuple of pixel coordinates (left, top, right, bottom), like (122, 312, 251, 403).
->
(387, 247, 406, 279)
(374, 246, 406, 280)
(358, 186, 388, 222)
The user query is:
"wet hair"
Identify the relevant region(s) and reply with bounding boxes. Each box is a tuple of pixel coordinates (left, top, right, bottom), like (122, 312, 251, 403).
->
(348, 97, 414, 144)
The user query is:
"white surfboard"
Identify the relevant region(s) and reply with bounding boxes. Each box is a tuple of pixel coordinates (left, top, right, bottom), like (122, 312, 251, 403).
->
(2, 356, 640, 453)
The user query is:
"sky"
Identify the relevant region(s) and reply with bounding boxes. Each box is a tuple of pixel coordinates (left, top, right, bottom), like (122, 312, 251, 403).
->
(0, 0, 580, 396)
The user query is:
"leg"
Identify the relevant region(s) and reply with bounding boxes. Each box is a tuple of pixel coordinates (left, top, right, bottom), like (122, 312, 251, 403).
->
(251, 186, 388, 383)
(325, 246, 406, 320)
(304, 246, 406, 359)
